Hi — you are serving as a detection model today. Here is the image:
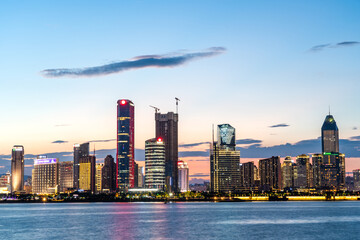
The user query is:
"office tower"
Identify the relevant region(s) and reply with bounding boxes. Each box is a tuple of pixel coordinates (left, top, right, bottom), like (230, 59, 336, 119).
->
(210, 124, 241, 193)
(0, 172, 11, 193)
(73, 143, 89, 189)
(11, 145, 24, 192)
(259, 156, 282, 191)
(59, 161, 73, 192)
(178, 160, 189, 192)
(138, 166, 144, 188)
(322, 114, 339, 153)
(281, 156, 295, 189)
(79, 156, 96, 193)
(354, 169, 360, 191)
(102, 155, 116, 192)
(117, 99, 135, 191)
(134, 162, 139, 188)
(312, 154, 323, 188)
(32, 157, 59, 194)
(95, 163, 104, 192)
(320, 114, 345, 190)
(145, 138, 166, 189)
(295, 154, 312, 189)
(155, 111, 178, 193)
(240, 161, 255, 189)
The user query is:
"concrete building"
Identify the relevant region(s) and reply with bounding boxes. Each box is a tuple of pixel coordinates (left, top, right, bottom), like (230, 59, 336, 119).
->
(11, 145, 24, 192)
(240, 161, 255, 189)
(79, 156, 96, 192)
(145, 138, 166, 190)
(102, 155, 116, 192)
(295, 154, 312, 189)
(95, 163, 104, 193)
(259, 156, 282, 191)
(73, 143, 89, 190)
(59, 161, 73, 192)
(32, 157, 59, 194)
(178, 160, 189, 192)
(281, 156, 295, 189)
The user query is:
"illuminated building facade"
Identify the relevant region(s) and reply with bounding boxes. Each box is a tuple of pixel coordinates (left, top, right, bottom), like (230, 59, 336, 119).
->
(210, 124, 241, 193)
(178, 160, 189, 192)
(59, 161, 73, 192)
(259, 156, 282, 191)
(320, 114, 345, 190)
(32, 157, 59, 194)
(79, 156, 96, 192)
(281, 156, 295, 189)
(354, 169, 360, 191)
(96, 163, 104, 192)
(155, 111, 178, 193)
(11, 145, 24, 192)
(312, 154, 323, 188)
(138, 166, 144, 188)
(0, 172, 11, 194)
(102, 155, 116, 192)
(73, 143, 89, 189)
(295, 154, 312, 189)
(145, 138, 166, 189)
(117, 99, 135, 191)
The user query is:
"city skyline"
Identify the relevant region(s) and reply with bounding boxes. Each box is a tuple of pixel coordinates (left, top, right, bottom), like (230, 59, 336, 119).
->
(1, 1, 360, 182)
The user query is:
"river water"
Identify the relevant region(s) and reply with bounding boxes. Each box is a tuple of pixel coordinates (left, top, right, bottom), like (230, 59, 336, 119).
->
(0, 201, 359, 239)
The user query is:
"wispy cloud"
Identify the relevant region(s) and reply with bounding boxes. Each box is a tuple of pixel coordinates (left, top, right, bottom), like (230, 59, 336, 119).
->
(353, 127, 358, 130)
(309, 41, 360, 52)
(236, 139, 262, 144)
(190, 173, 210, 178)
(269, 123, 289, 128)
(52, 140, 68, 144)
(88, 139, 116, 143)
(41, 47, 226, 78)
(55, 124, 71, 127)
(350, 136, 360, 140)
(180, 142, 210, 148)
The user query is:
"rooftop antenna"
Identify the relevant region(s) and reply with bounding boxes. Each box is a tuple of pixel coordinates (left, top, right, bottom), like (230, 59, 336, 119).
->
(149, 105, 160, 113)
(93, 144, 96, 156)
(175, 97, 180, 114)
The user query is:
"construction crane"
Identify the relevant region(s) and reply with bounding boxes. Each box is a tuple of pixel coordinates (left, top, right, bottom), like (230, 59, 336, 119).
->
(175, 97, 180, 114)
(149, 105, 160, 113)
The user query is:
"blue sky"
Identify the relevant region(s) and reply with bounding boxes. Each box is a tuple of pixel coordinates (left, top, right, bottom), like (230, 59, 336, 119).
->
(1, 1, 360, 176)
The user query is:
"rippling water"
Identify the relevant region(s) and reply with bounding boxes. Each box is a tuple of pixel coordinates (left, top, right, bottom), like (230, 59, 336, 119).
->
(0, 201, 360, 239)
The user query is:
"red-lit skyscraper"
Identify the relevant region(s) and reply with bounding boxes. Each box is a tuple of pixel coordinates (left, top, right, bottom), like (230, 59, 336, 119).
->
(117, 99, 135, 191)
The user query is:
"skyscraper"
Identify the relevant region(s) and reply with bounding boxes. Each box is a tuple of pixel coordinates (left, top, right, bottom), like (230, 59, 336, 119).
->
(312, 154, 323, 188)
(79, 155, 96, 193)
(178, 160, 189, 192)
(240, 161, 255, 190)
(295, 154, 312, 189)
(259, 156, 282, 191)
(102, 155, 116, 192)
(145, 138, 166, 190)
(155, 111, 178, 193)
(210, 124, 241, 193)
(320, 114, 345, 190)
(95, 163, 104, 193)
(117, 99, 135, 191)
(73, 143, 89, 189)
(281, 156, 295, 189)
(59, 161, 73, 192)
(11, 145, 24, 193)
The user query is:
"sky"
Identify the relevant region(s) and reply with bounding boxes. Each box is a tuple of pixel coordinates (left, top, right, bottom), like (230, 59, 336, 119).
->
(1, 1, 360, 180)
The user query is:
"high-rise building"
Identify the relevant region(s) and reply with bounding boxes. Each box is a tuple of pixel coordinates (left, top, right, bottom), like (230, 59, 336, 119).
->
(32, 157, 59, 194)
(259, 156, 282, 191)
(138, 166, 145, 188)
(59, 161, 73, 192)
(145, 138, 166, 190)
(210, 124, 241, 193)
(79, 156, 96, 193)
(73, 143, 89, 189)
(102, 155, 116, 192)
(117, 99, 135, 191)
(354, 169, 360, 191)
(95, 163, 104, 193)
(11, 145, 24, 193)
(320, 114, 345, 190)
(134, 162, 139, 188)
(240, 161, 255, 189)
(312, 154, 323, 188)
(0, 172, 11, 193)
(178, 160, 189, 192)
(155, 112, 178, 193)
(295, 154, 312, 189)
(281, 156, 295, 189)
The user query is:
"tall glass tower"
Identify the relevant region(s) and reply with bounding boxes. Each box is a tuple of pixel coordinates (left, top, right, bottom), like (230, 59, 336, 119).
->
(321, 114, 339, 153)
(11, 145, 24, 192)
(117, 99, 135, 191)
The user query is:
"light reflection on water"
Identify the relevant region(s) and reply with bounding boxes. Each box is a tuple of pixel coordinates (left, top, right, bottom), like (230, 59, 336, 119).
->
(0, 201, 359, 239)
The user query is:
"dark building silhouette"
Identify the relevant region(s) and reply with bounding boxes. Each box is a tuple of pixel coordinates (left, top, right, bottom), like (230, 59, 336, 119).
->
(102, 155, 116, 192)
(210, 124, 241, 193)
(73, 142, 89, 189)
(59, 161, 73, 192)
(312, 154, 323, 188)
(117, 99, 135, 191)
(295, 154, 313, 189)
(11, 145, 24, 193)
(259, 156, 282, 191)
(155, 112, 178, 193)
(240, 162, 255, 189)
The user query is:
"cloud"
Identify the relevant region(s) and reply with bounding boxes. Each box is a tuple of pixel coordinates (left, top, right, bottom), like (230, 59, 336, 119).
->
(51, 140, 68, 144)
(353, 127, 358, 130)
(269, 123, 289, 128)
(236, 139, 262, 144)
(309, 41, 360, 52)
(179, 151, 209, 158)
(88, 139, 116, 143)
(41, 47, 226, 78)
(350, 136, 360, 140)
(190, 173, 209, 178)
(180, 142, 210, 148)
